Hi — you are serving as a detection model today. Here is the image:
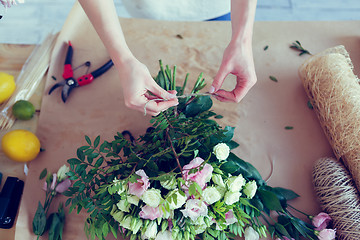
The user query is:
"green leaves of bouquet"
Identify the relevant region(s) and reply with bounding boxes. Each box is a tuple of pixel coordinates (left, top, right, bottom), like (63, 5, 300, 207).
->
(64, 61, 319, 240)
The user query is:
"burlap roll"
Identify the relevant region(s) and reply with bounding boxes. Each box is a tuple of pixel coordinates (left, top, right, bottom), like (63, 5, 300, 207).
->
(313, 157, 360, 240)
(299, 45, 360, 191)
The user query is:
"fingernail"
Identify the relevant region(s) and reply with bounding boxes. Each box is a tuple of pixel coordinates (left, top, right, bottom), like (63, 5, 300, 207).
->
(209, 86, 215, 93)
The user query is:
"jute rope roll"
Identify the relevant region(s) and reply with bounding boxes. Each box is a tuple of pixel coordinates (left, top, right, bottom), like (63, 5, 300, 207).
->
(313, 157, 360, 240)
(299, 45, 360, 190)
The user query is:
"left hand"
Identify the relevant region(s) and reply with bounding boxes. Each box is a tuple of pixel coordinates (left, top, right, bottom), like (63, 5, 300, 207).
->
(209, 40, 257, 102)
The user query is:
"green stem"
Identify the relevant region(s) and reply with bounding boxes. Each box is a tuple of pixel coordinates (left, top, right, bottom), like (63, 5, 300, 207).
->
(287, 204, 311, 218)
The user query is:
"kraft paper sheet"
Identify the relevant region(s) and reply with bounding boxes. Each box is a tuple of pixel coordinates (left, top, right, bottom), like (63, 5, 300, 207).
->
(14, 2, 360, 239)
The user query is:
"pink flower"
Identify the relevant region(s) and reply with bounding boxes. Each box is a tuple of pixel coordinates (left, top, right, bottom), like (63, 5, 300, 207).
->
(55, 178, 72, 193)
(312, 212, 332, 231)
(276, 237, 294, 240)
(318, 229, 336, 240)
(128, 170, 150, 198)
(42, 173, 71, 193)
(225, 210, 237, 225)
(182, 157, 213, 188)
(139, 205, 163, 220)
(42, 173, 57, 191)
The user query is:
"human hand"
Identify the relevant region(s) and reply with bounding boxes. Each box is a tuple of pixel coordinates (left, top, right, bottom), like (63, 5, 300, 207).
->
(116, 58, 179, 116)
(209, 41, 257, 102)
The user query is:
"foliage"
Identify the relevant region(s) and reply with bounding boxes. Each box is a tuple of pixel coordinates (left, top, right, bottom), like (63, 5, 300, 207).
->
(64, 61, 319, 240)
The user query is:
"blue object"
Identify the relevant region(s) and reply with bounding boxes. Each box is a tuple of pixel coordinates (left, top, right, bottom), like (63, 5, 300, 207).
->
(207, 12, 231, 21)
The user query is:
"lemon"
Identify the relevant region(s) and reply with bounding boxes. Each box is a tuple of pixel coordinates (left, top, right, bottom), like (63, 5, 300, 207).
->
(1, 129, 41, 162)
(0, 72, 16, 104)
(12, 100, 36, 120)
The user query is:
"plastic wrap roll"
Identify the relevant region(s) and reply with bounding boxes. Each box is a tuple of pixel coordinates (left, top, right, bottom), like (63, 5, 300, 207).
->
(299, 45, 360, 190)
(313, 157, 360, 240)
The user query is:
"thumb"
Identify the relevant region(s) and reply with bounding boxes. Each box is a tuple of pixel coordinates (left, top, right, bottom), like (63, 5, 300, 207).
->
(210, 65, 229, 93)
(147, 82, 177, 100)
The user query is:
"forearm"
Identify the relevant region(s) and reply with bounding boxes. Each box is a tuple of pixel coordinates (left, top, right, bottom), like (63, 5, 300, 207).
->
(78, 0, 134, 66)
(230, 0, 257, 45)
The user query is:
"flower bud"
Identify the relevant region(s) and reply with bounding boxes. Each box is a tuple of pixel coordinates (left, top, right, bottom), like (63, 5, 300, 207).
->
(57, 165, 69, 182)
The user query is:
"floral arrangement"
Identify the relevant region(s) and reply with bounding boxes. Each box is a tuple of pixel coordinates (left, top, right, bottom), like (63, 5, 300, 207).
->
(64, 61, 335, 240)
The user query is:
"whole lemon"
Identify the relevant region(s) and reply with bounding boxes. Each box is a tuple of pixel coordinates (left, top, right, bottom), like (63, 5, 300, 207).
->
(0, 72, 16, 104)
(12, 100, 36, 120)
(1, 129, 41, 162)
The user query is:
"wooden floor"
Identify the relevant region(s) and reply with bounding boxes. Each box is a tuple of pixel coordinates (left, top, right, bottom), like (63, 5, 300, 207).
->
(0, 0, 359, 43)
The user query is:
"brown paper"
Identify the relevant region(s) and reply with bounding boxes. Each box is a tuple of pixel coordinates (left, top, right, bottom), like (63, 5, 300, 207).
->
(14, 1, 360, 239)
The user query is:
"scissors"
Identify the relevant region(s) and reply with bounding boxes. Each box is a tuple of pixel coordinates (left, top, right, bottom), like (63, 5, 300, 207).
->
(48, 41, 114, 102)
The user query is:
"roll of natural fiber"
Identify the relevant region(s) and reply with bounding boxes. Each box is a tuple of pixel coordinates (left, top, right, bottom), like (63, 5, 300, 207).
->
(299, 45, 360, 190)
(313, 157, 360, 240)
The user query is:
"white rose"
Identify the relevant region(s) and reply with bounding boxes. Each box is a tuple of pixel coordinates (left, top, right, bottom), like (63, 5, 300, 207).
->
(213, 143, 230, 161)
(202, 186, 221, 205)
(243, 181, 257, 199)
(155, 230, 173, 240)
(160, 178, 177, 190)
(226, 175, 245, 192)
(180, 199, 208, 221)
(224, 191, 241, 205)
(117, 199, 130, 212)
(143, 221, 158, 239)
(216, 185, 226, 198)
(142, 188, 162, 208)
(212, 174, 225, 188)
(167, 189, 187, 210)
(119, 215, 132, 230)
(244, 226, 259, 240)
(127, 194, 140, 206)
(57, 164, 69, 182)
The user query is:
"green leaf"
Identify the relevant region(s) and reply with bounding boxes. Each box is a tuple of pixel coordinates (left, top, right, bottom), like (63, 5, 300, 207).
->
(32, 202, 47, 236)
(77, 148, 85, 161)
(274, 223, 291, 238)
(185, 96, 213, 117)
(222, 126, 235, 142)
(85, 135, 91, 145)
(67, 158, 81, 165)
(94, 136, 100, 148)
(272, 187, 300, 201)
(269, 76, 278, 82)
(257, 188, 283, 211)
(39, 168, 47, 180)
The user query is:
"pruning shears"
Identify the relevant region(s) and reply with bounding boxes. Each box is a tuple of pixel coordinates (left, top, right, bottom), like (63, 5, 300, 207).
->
(48, 41, 114, 102)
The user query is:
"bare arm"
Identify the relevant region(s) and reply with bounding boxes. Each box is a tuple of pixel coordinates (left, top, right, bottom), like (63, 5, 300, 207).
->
(78, 0, 178, 115)
(210, 0, 257, 102)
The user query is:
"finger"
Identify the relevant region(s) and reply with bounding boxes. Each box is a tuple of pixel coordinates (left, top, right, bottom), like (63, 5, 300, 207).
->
(145, 98, 179, 113)
(147, 82, 177, 100)
(210, 64, 229, 93)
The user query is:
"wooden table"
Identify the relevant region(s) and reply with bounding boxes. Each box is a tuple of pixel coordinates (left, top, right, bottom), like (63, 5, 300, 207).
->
(0, 43, 44, 240)
(1, 14, 360, 240)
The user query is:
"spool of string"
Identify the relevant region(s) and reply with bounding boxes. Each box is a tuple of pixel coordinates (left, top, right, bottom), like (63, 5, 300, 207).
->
(299, 45, 360, 191)
(313, 157, 360, 240)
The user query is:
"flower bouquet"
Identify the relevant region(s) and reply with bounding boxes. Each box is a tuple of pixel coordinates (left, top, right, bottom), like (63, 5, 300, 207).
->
(64, 61, 327, 240)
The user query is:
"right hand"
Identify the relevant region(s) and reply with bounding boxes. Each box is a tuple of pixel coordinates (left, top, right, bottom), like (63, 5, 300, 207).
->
(116, 58, 179, 116)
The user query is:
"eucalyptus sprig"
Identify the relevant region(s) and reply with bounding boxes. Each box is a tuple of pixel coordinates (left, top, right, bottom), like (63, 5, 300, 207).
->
(290, 40, 312, 56)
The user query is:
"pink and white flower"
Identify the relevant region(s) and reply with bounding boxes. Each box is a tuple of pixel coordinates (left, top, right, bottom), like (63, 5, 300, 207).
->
(182, 157, 213, 188)
(225, 210, 237, 225)
(128, 169, 150, 198)
(180, 199, 208, 221)
(139, 205, 163, 220)
(318, 228, 336, 240)
(312, 212, 332, 231)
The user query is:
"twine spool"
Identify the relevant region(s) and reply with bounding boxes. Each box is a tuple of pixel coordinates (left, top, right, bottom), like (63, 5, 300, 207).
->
(313, 157, 360, 240)
(299, 45, 360, 190)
